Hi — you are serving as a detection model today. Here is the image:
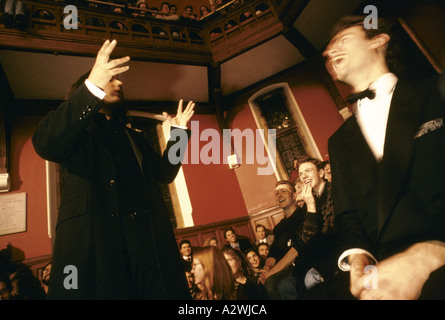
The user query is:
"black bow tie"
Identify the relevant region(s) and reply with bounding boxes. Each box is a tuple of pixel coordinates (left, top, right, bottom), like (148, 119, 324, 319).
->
(346, 88, 376, 104)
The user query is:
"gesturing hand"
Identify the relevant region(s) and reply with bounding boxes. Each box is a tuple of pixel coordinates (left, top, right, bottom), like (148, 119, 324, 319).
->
(163, 99, 195, 127)
(88, 39, 130, 90)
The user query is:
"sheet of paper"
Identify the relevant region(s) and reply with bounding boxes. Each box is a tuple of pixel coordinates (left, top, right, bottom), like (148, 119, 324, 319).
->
(0, 192, 27, 236)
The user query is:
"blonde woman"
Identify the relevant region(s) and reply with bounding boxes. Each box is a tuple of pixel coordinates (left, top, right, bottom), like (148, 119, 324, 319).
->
(191, 246, 235, 300)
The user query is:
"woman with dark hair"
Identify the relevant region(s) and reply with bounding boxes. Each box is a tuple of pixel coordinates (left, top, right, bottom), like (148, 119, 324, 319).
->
(222, 246, 268, 300)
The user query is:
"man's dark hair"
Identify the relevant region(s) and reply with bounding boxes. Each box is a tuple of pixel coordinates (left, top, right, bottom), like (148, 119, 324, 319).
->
(297, 156, 323, 171)
(224, 228, 236, 239)
(275, 180, 296, 193)
(255, 224, 266, 232)
(66, 70, 128, 123)
(329, 15, 404, 76)
(179, 239, 191, 249)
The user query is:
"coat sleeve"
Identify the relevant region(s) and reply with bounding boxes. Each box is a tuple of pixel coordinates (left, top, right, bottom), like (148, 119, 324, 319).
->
(32, 83, 103, 163)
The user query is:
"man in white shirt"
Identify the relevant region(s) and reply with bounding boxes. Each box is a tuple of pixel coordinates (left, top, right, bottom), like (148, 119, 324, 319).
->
(255, 224, 274, 246)
(325, 15, 445, 300)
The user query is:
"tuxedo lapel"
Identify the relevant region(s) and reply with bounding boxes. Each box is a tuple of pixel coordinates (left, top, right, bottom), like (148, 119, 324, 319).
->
(345, 116, 379, 190)
(377, 80, 426, 236)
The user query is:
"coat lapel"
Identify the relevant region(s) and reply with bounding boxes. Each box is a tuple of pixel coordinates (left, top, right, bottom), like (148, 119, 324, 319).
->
(345, 116, 379, 190)
(377, 80, 426, 235)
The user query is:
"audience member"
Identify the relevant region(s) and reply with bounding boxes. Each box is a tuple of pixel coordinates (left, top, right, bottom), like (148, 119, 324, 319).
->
(322, 160, 331, 182)
(132, 0, 149, 18)
(3, 0, 25, 29)
(255, 224, 274, 246)
(8, 262, 46, 300)
(223, 228, 253, 252)
(179, 239, 193, 264)
(260, 157, 337, 300)
(180, 5, 198, 22)
(155, 2, 171, 20)
(259, 180, 305, 299)
(289, 159, 299, 185)
(222, 246, 268, 300)
(255, 2, 269, 15)
(40, 262, 51, 296)
(184, 261, 200, 299)
(0, 276, 11, 300)
(257, 243, 270, 260)
(191, 246, 235, 300)
(295, 180, 305, 207)
(244, 248, 265, 272)
(203, 237, 219, 248)
(168, 4, 179, 20)
(199, 5, 210, 19)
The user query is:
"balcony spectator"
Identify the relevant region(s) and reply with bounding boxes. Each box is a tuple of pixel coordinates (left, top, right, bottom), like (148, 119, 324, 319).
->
(3, 0, 26, 29)
(180, 5, 198, 22)
(155, 2, 170, 20)
(169, 4, 179, 20)
(132, 0, 149, 18)
(200, 5, 210, 19)
(255, 2, 269, 15)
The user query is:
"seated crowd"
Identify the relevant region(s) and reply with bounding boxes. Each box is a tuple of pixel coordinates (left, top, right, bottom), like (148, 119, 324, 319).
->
(178, 156, 340, 300)
(0, 156, 334, 300)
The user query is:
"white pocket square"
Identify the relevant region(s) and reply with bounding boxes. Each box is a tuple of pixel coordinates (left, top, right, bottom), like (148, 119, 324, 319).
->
(414, 118, 444, 139)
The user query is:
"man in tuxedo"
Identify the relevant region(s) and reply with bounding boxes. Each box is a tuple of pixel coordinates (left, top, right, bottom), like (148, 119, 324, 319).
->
(32, 40, 195, 299)
(255, 224, 274, 246)
(325, 16, 445, 299)
(179, 239, 193, 264)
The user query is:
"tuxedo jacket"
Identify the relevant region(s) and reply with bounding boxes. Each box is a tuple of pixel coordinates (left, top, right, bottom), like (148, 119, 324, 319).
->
(32, 84, 191, 299)
(328, 75, 445, 260)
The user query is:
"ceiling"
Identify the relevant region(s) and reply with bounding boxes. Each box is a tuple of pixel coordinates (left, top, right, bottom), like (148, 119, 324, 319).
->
(0, 0, 365, 105)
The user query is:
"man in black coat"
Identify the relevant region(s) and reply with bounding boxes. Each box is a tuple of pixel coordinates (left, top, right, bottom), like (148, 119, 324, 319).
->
(325, 16, 445, 299)
(32, 40, 195, 299)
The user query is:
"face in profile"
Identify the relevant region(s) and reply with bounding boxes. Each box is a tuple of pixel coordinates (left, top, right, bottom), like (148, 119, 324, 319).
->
(191, 258, 204, 285)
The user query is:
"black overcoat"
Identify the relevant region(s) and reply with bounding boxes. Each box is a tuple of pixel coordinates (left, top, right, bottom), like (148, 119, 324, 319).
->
(32, 84, 191, 299)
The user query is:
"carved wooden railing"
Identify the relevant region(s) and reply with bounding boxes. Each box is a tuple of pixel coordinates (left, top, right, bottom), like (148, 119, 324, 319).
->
(202, 0, 283, 62)
(0, 0, 286, 64)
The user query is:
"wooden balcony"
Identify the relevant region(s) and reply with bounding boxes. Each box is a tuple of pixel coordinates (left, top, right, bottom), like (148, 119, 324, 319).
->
(0, 0, 287, 65)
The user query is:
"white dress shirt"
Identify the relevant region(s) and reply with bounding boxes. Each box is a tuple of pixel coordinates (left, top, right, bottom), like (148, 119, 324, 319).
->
(355, 73, 398, 161)
(338, 73, 398, 271)
(84, 79, 187, 129)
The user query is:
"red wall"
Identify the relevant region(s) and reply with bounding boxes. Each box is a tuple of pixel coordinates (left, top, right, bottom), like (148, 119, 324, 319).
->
(0, 116, 51, 260)
(181, 114, 249, 225)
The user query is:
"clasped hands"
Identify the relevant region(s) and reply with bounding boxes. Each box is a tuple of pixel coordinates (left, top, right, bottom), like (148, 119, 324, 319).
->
(87, 39, 194, 127)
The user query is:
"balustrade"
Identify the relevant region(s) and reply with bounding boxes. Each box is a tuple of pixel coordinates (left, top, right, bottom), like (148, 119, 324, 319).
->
(0, 0, 284, 63)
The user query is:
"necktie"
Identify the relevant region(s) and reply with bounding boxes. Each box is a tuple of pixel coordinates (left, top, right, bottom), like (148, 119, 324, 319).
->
(346, 88, 376, 104)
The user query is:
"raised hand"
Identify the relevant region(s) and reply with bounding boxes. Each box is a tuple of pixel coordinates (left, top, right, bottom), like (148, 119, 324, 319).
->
(88, 39, 130, 90)
(163, 99, 195, 127)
